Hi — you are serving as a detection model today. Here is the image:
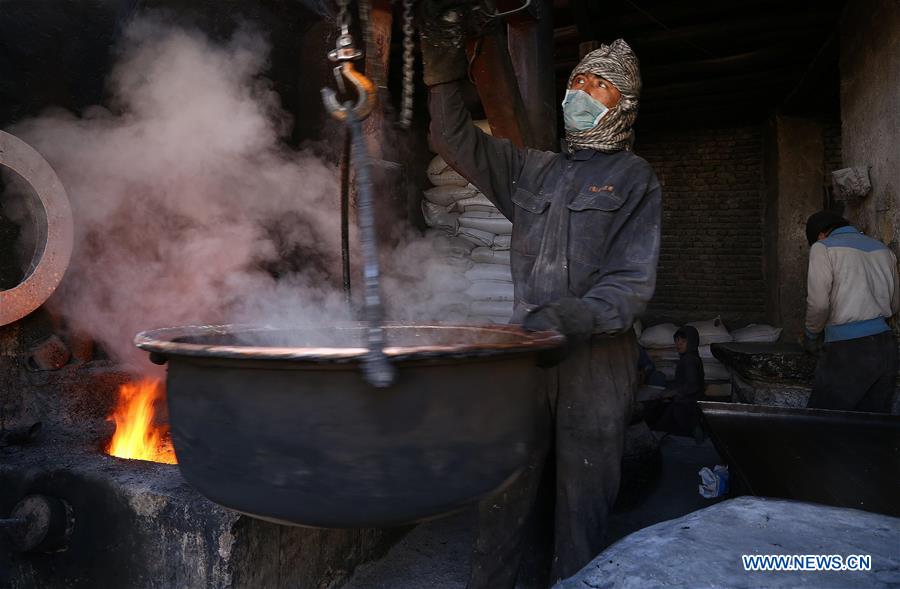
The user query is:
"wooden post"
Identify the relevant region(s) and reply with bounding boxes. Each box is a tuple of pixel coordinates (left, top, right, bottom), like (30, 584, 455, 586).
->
(362, 0, 393, 159)
(466, 27, 533, 148)
(507, 0, 557, 150)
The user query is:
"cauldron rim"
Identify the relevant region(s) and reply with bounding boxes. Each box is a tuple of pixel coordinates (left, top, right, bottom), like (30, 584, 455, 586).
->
(134, 322, 564, 363)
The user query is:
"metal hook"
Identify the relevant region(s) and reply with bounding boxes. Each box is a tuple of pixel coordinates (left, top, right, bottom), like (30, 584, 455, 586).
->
(321, 61, 378, 122)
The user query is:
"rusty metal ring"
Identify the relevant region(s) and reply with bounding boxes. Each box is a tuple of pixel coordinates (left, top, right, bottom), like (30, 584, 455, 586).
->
(0, 131, 73, 326)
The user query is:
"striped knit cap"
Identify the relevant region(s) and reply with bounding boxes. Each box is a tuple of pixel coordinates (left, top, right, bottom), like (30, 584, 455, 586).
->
(565, 39, 642, 153)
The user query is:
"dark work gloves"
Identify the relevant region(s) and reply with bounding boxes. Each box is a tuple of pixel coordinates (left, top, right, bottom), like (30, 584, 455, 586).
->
(522, 298, 595, 367)
(419, 0, 477, 86)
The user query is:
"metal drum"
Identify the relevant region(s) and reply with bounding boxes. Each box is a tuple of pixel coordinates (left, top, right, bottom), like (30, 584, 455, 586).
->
(136, 324, 563, 528)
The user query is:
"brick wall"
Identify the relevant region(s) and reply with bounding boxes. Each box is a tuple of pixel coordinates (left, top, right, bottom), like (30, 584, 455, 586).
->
(635, 125, 767, 327)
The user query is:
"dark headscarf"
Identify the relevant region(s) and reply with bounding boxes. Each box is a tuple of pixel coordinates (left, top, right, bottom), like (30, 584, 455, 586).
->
(673, 325, 700, 354)
(806, 210, 850, 246)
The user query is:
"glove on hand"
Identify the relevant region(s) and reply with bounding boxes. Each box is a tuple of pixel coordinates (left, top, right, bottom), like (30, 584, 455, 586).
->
(522, 298, 595, 341)
(522, 298, 595, 368)
(802, 331, 823, 356)
(419, 0, 475, 86)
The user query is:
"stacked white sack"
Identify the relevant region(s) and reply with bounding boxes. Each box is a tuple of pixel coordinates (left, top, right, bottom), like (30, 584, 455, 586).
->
(422, 121, 515, 324)
(639, 318, 752, 382)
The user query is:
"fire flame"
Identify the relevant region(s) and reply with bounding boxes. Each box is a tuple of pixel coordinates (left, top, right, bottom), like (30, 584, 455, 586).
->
(106, 378, 177, 464)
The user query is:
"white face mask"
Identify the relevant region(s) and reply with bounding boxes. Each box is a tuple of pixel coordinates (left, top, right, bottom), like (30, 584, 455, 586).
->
(561, 89, 609, 132)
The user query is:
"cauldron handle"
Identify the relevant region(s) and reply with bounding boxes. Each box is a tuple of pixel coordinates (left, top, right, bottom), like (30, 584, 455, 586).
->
(149, 352, 168, 366)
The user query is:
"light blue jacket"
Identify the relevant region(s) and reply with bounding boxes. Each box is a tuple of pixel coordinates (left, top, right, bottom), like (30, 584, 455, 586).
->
(805, 226, 900, 342)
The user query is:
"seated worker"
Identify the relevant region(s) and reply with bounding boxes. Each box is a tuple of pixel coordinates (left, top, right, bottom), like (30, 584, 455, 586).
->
(645, 326, 704, 435)
(804, 211, 899, 412)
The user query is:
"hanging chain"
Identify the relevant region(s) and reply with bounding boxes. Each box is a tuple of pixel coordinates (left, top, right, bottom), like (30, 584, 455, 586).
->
(336, 0, 351, 35)
(399, 0, 416, 129)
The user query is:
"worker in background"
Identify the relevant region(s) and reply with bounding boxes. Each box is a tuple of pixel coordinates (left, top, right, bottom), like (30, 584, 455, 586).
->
(804, 210, 899, 412)
(644, 325, 704, 435)
(420, 5, 661, 586)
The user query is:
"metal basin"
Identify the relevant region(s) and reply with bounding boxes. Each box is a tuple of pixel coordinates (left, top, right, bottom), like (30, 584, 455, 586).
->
(135, 324, 563, 528)
(699, 401, 900, 516)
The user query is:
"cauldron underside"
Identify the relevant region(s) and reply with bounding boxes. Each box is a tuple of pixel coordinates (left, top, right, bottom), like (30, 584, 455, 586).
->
(139, 324, 562, 528)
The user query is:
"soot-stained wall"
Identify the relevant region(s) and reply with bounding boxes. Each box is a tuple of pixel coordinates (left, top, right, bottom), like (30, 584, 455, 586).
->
(636, 125, 767, 327)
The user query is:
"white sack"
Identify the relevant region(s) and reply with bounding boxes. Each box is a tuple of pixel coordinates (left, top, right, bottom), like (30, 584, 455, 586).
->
(430, 233, 476, 257)
(427, 154, 469, 187)
(703, 359, 732, 381)
(470, 247, 511, 265)
(469, 315, 513, 325)
(424, 184, 478, 207)
(687, 316, 733, 345)
(470, 300, 514, 317)
(639, 323, 679, 349)
(454, 193, 495, 211)
(732, 324, 782, 343)
(465, 263, 512, 282)
(423, 265, 471, 293)
(492, 234, 511, 250)
(646, 347, 679, 362)
(466, 280, 515, 302)
(458, 211, 513, 235)
(435, 303, 472, 322)
(421, 201, 459, 232)
(458, 227, 496, 247)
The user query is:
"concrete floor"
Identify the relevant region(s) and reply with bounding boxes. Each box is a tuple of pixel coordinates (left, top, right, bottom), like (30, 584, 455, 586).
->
(341, 434, 723, 589)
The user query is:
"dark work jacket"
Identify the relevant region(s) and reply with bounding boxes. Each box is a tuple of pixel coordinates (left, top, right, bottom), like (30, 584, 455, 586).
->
(429, 83, 662, 334)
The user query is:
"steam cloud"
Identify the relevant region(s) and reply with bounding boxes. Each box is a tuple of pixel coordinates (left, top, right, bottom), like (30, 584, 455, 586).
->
(10, 15, 464, 371)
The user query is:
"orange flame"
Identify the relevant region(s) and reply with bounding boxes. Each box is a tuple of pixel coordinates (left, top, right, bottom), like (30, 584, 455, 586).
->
(106, 378, 177, 464)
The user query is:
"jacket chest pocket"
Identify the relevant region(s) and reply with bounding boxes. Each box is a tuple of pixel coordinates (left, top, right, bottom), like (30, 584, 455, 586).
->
(511, 187, 550, 257)
(566, 190, 624, 265)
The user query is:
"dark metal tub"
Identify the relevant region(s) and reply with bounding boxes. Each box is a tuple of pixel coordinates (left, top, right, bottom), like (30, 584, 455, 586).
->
(135, 324, 563, 528)
(699, 401, 900, 516)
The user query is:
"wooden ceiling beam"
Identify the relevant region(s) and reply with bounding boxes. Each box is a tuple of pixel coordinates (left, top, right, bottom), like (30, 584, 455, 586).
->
(641, 66, 798, 99)
(606, 0, 842, 32)
(625, 13, 835, 49)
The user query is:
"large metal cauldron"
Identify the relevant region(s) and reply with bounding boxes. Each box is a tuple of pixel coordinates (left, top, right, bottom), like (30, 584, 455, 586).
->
(135, 324, 563, 528)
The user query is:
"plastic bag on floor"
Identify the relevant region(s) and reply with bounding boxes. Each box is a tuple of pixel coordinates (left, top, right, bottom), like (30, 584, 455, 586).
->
(470, 247, 511, 265)
(698, 465, 729, 498)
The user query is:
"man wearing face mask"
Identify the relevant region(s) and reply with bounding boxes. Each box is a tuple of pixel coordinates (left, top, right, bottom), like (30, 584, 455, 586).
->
(422, 14, 661, 588)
